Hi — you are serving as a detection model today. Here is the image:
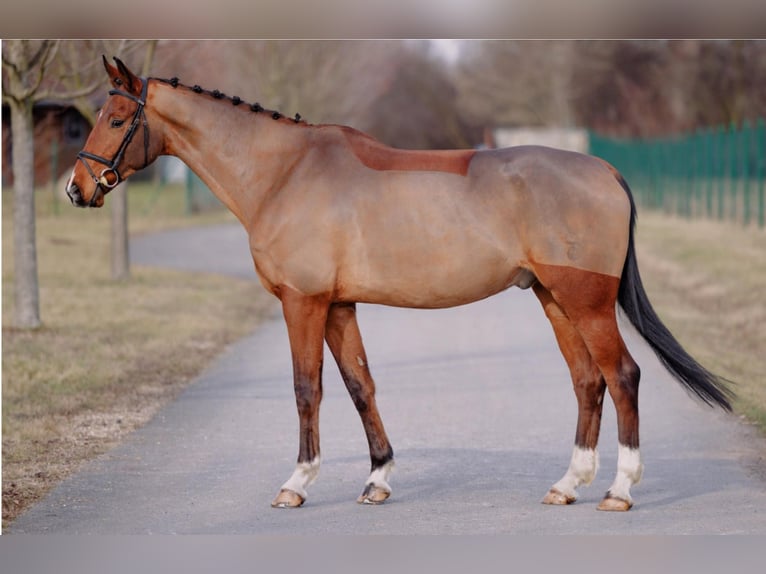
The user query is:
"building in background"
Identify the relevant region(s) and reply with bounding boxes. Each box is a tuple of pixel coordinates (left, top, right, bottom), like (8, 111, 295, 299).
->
(2, 101, 90, 188)
(491, 127, 589, 153)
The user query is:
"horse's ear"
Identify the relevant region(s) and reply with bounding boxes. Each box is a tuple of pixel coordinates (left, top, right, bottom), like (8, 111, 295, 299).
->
(103, 54, 122, 87)
(102, 55, 141, 95)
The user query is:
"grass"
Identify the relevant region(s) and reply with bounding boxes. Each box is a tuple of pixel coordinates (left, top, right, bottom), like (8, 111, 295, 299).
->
(2, 182, 277, 528)
(633, 210, 766, 429)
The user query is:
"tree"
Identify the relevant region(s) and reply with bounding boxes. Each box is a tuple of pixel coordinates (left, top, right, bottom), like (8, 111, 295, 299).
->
(2, 40, 58, 329)
(364, 41, 478, 149)
(448, 40, 766, 139)
(692, 40, 766, 127)
(107, 41, 157, 281)
(566, 40, 766, 137)
(452, 40, 579, 130)
(223, 40, 399, 129)
(2, 40, 155, 329)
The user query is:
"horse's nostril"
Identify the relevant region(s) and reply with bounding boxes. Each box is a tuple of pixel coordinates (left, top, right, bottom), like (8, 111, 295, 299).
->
(66, 183, 84, 205)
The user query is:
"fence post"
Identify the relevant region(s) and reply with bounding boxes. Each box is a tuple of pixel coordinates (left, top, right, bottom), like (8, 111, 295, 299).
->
(742, 120, 751, 225)
(716, 125, 725, 220)
(672, 137, 682, 216)
(689, 131, 696, 217)
(650, 139, 660, 210)
(729, 121, 740, 222)
(704, 126, 714, 217)
(758, 118, 765, 228)
(694, 129, 705, 218)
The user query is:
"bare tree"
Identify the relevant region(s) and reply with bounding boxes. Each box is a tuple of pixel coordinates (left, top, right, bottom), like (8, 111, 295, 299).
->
(221, 40, 477, 149)
(363, 41, 478, 149)
(451, 40, 756, 138)
(3, 40, 58, 328)
(453, 41, 579, 130)
(567, 40, 766, 137)
(692, 40, 766, 127)
(2, 40, 156, 329)
(221, 40, 400, 129)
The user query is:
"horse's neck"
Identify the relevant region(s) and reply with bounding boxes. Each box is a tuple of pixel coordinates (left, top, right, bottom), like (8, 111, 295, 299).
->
(152, 84, 306, 226)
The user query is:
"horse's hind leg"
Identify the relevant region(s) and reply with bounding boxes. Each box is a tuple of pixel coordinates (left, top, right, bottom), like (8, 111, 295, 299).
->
(325, 302, 394, 504)
(534, 283, 606, 505)
(574, 311, 643, 511)
(271, 288, 330, 508)
(535, 264, 643, 511)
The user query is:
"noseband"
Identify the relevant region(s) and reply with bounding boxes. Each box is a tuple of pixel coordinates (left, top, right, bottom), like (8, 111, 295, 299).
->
(76, 78, 150, 206)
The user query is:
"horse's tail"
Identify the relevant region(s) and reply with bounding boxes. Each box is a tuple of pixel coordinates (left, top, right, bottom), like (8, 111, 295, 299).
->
(614, 172, 734, 411)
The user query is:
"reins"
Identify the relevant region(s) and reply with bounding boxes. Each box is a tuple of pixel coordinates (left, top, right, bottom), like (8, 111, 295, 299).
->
(76, 78, 150, 207)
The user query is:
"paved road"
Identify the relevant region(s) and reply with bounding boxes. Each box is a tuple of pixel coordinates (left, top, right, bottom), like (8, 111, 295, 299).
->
(9, 224, 766, 534)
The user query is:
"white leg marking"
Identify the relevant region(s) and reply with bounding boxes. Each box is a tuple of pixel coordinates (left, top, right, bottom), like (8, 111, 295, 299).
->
(552, 447, 599, 500)
(365, 459, 394, 493)
(280, 456, 321, 500)
(607, 445, 643, 502)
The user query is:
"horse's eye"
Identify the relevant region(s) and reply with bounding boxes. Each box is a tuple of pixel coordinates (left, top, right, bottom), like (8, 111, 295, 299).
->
(110, 118, 125, 128)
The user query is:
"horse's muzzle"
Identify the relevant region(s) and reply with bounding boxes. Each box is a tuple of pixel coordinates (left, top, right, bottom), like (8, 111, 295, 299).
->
(66, 182, 102, 208)
(66, 182, 86, 207)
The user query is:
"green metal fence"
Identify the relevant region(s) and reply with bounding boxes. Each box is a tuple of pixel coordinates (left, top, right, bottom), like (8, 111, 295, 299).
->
(589, 118, 766, 228)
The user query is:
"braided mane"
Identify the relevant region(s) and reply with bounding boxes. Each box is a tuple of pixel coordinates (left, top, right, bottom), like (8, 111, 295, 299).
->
(154, 76, 305, 124)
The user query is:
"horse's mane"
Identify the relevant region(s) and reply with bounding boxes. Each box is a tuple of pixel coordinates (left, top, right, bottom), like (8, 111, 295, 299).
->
(154, 76, 306, 125)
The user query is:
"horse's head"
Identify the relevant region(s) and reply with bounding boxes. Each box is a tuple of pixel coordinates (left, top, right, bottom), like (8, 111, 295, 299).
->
(66, 56, 160, 208)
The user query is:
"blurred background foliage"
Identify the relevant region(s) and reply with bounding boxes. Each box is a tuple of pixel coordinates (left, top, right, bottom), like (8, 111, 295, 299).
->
(103, 39, 766, 149)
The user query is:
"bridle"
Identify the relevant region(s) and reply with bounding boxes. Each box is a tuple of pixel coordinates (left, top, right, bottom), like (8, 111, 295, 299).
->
(76, 77, 150, 207)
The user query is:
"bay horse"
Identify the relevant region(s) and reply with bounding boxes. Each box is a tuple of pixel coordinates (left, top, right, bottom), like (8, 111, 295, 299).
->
(67, 57, 732, 512)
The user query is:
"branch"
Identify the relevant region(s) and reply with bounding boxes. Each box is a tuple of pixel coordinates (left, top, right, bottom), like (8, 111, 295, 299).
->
(14, 41, 59, 102)
(1, 45, 22, 76)
(27, 39, 55, 69)
(36, 79, 106, 103)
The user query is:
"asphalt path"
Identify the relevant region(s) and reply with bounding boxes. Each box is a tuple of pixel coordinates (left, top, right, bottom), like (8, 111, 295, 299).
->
(9, 224, 766, 534)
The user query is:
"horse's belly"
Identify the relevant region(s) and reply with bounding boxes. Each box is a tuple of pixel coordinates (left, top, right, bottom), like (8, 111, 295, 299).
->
(339, 248, 532, 309)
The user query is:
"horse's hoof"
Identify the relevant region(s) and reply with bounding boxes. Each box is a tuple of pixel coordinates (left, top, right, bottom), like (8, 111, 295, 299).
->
(357, 483, 390, 505)
(542, 488, 576, 505)
(271, 488, 305, 508)
(596, 493, 632, 511)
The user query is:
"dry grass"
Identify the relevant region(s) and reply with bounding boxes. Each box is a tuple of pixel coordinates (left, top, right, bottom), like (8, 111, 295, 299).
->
(2, 184, 276, 528)
(634, 211, 766, 429)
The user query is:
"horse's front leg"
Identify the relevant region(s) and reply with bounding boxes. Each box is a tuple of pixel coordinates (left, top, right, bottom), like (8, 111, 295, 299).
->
(325, 302, 394, 504)
(271, 288, 330, 508)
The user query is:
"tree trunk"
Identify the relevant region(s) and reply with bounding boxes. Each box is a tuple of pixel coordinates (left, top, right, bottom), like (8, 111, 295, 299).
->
(108, 41, 156, 281)
(110, 182, 130, 281)
(10, 99, 42, 329)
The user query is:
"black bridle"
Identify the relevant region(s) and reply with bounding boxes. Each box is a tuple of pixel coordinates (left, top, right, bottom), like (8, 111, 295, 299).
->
(76, 78, 150, 207)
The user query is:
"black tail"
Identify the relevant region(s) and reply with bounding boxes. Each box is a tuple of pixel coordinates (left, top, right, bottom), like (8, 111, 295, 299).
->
(614, 173, 734, 411)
